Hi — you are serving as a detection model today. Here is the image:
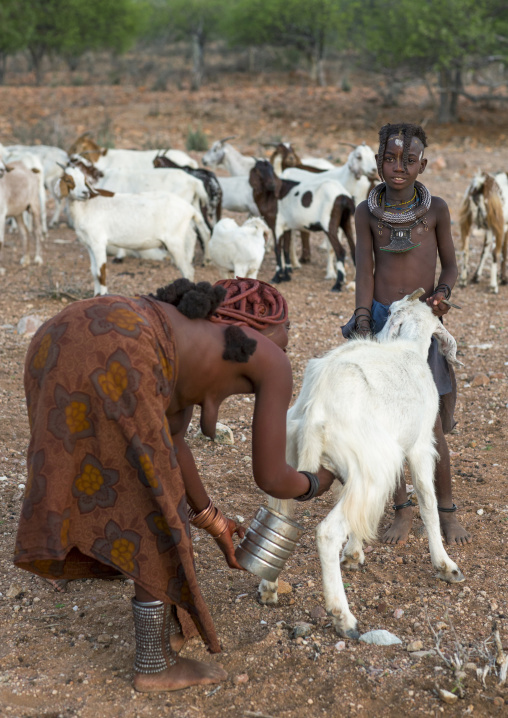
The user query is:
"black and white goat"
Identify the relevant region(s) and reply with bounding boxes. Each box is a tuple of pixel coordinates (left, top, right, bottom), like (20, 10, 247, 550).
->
(258, 290, 465, 638)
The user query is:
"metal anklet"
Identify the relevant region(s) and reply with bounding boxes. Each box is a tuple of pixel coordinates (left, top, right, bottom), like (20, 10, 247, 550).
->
(437, 503, 458, 513)
(392, 499, 413, 511)
(132, 598, 179, 673)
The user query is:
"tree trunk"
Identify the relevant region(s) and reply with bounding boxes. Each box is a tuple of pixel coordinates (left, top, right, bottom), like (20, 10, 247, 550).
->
(191, 29, 204, 91)
(29, 46, 46, 86)
(437, 68, 460, 123)
(0, 52, 6, 85)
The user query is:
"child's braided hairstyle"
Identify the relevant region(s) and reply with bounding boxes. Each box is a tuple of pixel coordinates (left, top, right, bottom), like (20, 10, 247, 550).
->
(151, 277, 288, 363)
(377, 123, 428, 180)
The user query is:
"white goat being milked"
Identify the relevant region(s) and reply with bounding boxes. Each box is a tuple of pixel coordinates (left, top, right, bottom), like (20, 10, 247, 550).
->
(258, 289, 465, 638)
(209, 217, 270, 279)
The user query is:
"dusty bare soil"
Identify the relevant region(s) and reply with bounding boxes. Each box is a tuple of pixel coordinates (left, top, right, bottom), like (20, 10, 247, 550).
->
(0, 80, 507, 718)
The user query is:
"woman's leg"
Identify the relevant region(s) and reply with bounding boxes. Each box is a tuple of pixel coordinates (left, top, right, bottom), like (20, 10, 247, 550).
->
(132, 584, 226, 693)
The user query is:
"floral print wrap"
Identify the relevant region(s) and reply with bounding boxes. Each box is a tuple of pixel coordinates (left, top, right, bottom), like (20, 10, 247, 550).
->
(14, 295, 220, 652)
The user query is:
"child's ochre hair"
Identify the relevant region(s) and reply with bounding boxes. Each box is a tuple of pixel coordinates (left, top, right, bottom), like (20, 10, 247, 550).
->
(377, 123, 428, 180)
(151, 277, 288, 363)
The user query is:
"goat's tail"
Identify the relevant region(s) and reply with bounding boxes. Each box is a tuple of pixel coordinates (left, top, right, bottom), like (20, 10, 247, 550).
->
(338, 433, 404, 544)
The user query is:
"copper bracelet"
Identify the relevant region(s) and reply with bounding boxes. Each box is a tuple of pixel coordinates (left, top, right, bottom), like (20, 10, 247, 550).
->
(188, 500, 229, 539)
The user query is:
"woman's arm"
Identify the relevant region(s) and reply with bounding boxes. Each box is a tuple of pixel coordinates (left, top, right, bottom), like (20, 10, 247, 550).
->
(249, 344, 334, 498)
(170, 407, 245, 569)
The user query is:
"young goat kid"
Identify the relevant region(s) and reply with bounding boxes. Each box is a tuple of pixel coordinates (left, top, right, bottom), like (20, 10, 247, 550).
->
(259, 289, 465, 638)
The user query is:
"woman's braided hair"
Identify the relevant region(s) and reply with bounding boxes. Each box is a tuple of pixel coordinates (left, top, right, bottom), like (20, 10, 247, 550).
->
(377, 123, 428, 180)
(152, 277, 288, 363)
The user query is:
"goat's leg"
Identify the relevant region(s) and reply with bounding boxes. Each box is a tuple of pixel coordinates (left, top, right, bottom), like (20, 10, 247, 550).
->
(299, 230, 311, 264)
(316, 504, 359, 638)
(473, 230, 491, 283)
(407, 444, 464, 584)
(458, 231, 470, 287)
(0, 210, 6, 272)
(501, 231, 508, 285)
(84, 240, 108, 296)
(15, 214, 31, 266)
(324, 229, 346, 292)
(489, 229, 503, 294)
(341, 533, 365, 571)
(31, 209, 44, 265)
(257, 496, 295, 606)
(289, 231, 301, 269)
(282, 231, 293, 275)
(271, 230, 291, 283)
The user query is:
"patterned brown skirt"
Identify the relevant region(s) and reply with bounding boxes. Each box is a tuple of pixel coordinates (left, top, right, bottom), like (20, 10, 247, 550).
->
(14, 294, 220, 652)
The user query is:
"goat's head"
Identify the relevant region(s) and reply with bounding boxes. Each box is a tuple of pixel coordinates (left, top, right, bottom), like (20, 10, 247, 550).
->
(55, 165, 97, 201)
(202, 136, 235, 167)
(268, 142, 301, 170)
(68, 133, 104, 163)
(249, 159, 280, 196)
(346, 143, 378, 181)
(377, 289, 463, 367)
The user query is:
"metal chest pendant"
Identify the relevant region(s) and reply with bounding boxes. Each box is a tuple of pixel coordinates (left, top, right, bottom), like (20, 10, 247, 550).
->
(378, 217, 428, 253)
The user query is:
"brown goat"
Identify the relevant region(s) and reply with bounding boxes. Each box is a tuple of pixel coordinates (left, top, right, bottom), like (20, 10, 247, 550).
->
(458, 171, 508, 293)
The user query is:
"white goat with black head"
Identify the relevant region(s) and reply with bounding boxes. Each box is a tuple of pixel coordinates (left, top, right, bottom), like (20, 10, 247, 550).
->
(259, 289, 465, 638)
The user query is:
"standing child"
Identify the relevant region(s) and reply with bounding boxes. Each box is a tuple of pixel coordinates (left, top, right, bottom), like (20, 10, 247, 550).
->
(343, 122, 471, 546)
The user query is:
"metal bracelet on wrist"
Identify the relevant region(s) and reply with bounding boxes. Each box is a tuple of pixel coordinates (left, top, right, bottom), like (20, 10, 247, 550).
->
(295, 471, 320, 502)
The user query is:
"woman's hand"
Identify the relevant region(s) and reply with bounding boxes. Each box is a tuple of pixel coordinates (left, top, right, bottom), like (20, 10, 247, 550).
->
(316, 466, 336, 496)
(213, 518, 246, 570)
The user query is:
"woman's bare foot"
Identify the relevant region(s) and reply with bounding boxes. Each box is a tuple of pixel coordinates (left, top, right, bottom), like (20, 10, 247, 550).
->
(43, 578, 68, 592)
(439, 511, 472, 545)
(133, 657, 227, 693)
(381, 506, 413, 544)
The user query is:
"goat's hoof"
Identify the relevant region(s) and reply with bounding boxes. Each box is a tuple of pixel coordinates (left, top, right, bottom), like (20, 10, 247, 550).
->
(472, 275, 480, 284)
(489, 287, 499, 294)
(435, 567, 465, 584)
(112, 257, 124, 264)
(299, 255, 311, 264)
(341, 561, 362, 571)
(331, 283, 343, 292)
(333, 622, 360, 640)
(271, 272, 283, 284)
(34, 257, 43, 266)
(258, 593, 278, 606)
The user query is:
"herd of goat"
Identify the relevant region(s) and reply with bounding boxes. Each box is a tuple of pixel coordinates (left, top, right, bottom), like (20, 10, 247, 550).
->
(0, 133, 506, 636)
(0, 133, 506, 294)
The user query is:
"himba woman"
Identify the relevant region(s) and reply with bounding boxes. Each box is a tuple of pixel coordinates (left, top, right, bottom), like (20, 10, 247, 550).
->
(13, 277, 335, 693)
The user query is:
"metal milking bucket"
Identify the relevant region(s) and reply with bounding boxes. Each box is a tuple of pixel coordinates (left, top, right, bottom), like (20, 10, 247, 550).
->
(235, 506, 305, 581)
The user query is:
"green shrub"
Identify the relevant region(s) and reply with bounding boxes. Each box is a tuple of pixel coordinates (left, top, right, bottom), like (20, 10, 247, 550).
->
(186, 126, 208, 152)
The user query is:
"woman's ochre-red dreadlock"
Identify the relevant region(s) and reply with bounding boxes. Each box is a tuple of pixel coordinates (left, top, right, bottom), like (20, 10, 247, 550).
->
(210, 278, 288, 330)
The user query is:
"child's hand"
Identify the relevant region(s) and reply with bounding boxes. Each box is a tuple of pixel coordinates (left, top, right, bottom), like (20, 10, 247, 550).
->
(426, 292, 450, 317)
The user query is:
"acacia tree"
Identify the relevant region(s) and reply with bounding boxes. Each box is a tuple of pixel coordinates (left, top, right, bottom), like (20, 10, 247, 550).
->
(145, 0, 227, 90)
(342, 0, 508, 122)
(0, 0, 32, 84)
(224, 0, 346, 85)
(18, 0, 145, 85)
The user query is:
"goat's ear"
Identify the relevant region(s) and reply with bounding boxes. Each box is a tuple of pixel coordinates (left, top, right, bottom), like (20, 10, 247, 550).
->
(433, 323, 464, 367)
(408, 287, 425, 302)
(58, 178, 69, 197)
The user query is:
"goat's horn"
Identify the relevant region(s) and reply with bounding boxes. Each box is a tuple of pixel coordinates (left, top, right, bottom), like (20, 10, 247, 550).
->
(337, 141, 357, 148)
(56, 162, 67, 170)
(408, 287, 425, 301)
(219, 135, 236, 143)
(262, 142, 280, 147)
